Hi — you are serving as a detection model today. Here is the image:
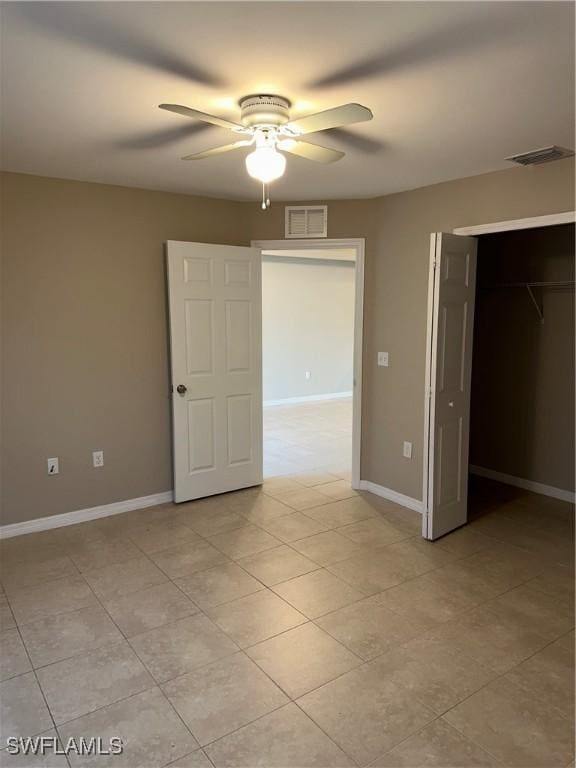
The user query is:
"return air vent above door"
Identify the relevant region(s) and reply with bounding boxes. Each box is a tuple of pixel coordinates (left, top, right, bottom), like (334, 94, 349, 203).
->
(285, 206, 328, 238)
(505, 145, 574, 166)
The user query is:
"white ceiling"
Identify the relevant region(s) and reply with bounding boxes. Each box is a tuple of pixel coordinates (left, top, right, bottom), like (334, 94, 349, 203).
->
(1, 2, 574, 202)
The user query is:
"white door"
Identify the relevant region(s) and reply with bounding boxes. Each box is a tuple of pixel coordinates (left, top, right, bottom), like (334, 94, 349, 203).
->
(167, 241, 263, 502)
(424, 233, 477, 539)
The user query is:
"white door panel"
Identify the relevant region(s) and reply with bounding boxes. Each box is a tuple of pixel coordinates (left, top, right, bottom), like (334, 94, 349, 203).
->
(167, 241, 263, 502)
(424, 233, 477, 539)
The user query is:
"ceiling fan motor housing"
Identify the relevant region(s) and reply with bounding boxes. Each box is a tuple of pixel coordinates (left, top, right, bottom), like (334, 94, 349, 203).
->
(239, 95, 291, 128)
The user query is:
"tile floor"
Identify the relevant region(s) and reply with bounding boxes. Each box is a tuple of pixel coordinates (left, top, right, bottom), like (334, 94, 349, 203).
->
(0, 477, 574, 767)
(263, 398, 352, 478)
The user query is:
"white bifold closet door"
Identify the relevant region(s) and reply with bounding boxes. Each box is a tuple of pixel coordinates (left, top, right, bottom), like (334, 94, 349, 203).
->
(424, 232, 477, 539)
(166, 241, 263, 503)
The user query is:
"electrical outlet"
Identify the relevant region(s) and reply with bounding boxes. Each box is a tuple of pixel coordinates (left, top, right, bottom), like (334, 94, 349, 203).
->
(92, 450, 104, 468)
(47, 458, 59, 475)
(378, 352, 389, 367)
(403, 441, 413, 459)
(305, 371, 311, 380)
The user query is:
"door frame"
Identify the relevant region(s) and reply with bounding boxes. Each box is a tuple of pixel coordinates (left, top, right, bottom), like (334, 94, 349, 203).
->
(423, 210, 576, 525)
(252, 237, 365, 490)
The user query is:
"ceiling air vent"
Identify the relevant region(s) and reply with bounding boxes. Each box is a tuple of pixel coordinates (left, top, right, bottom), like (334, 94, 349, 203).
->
(285, 205, 328, 238)
(506, 145, 574, 166)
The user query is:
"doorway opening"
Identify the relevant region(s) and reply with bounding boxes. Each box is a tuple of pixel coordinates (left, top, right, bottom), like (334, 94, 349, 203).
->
(252, 238, 365, 491)
(424, 213, 575, 543)
(466, 222, 575, 548)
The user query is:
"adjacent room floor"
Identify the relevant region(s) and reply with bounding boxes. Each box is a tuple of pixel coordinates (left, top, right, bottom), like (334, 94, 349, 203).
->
(264, 397, 352, 478)
(0, 478, 573, 767)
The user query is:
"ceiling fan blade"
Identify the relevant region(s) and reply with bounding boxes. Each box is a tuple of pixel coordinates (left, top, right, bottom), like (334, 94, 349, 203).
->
(159, 104, 243, 131)
(182, 140, 252, 160)
(277, 140, 344, 163)
(286, 104, 373, 135)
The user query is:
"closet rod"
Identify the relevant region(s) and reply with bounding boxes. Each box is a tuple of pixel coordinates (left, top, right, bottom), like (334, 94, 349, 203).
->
(495, 280, 575, 288)
(485, 280, 574, 325)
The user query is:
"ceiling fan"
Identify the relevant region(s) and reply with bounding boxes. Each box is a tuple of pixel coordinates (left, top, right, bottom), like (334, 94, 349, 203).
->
(159, 95, 373, 208)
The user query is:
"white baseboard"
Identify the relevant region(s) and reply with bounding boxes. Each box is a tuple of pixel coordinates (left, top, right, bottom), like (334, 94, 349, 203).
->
(470, 465, 575, 504)
(264, 391, 352, 407)
(0, 491, 174, 540)
(359, 480, 424, 513)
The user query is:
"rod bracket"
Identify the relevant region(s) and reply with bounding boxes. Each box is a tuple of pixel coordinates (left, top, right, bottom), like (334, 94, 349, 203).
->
(526, 285, 544, 324)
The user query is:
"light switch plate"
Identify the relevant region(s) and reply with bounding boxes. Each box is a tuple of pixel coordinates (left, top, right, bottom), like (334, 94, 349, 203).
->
(378, 352, 389, 367)
(47, 457, 59, 475)
(403, 441, 413, 459)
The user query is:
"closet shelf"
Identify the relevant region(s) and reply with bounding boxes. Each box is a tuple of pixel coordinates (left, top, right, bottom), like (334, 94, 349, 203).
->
(485, 280, 575, 324)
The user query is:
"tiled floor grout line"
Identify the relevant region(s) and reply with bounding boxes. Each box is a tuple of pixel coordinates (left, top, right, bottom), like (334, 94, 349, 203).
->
(198, 700, 318, 760)
(301, 606, 573, 766)
(371, 713, 503, 768)
(121, 546, 365, 765)
(0, 484, 420, 577)
(18, 531, 561, 716)
(291, 696, 364, 767)
(50, 683, 157, 739)
(462, 525, 569, 561)
(245, 639, 364, 697)
(76, 541, 359, 749)
(39, 562, 225, 763)
(7, 616, 73, 766)
(424, 676, 542, 766)
(26, 571, 163, 737)
(219, 556, 317, 600)
(364, 597, 576, 766)
(288, 565, 574, 765)
(184, 547, 573, 764)
(2, 477, 573, 767)
(192, 683, 362, 767)
(8, 598, 114, 636)
(3, 531, 570, 631)
(13, 538, 372, 754)
(155, 680, 213, 763)
(4, 514, 570, 668)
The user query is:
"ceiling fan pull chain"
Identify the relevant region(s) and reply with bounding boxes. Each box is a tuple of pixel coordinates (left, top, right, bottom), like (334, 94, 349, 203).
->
(261, 183, 267, 210)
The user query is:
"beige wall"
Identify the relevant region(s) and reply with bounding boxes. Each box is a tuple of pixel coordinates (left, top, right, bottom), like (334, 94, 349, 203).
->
(367, 159, 574, 499)
(2, 159, 574, 526)
(0, 173, 249, 525)
(470, 224, 575, 492)
(251, 158, 575, 500)
(262, 256, 355, 402)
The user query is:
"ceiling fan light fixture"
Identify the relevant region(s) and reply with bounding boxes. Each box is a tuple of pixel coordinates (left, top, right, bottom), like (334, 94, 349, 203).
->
(245, 145, 286, 183)
(160, 96, 373, 207)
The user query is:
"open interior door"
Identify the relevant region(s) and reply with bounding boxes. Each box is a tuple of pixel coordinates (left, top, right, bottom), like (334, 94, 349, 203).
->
(424, 232, 477, 539)
(167, 241, 263, 503)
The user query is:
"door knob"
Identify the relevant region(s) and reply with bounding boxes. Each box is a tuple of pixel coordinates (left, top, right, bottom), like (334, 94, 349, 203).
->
(448, 401, 454, 407)
(176, 384, 187, 395)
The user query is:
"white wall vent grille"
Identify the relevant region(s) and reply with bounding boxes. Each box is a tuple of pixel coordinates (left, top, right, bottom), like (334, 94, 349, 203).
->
(285, 206, 328, 238)
(506, 145, 574, 166)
